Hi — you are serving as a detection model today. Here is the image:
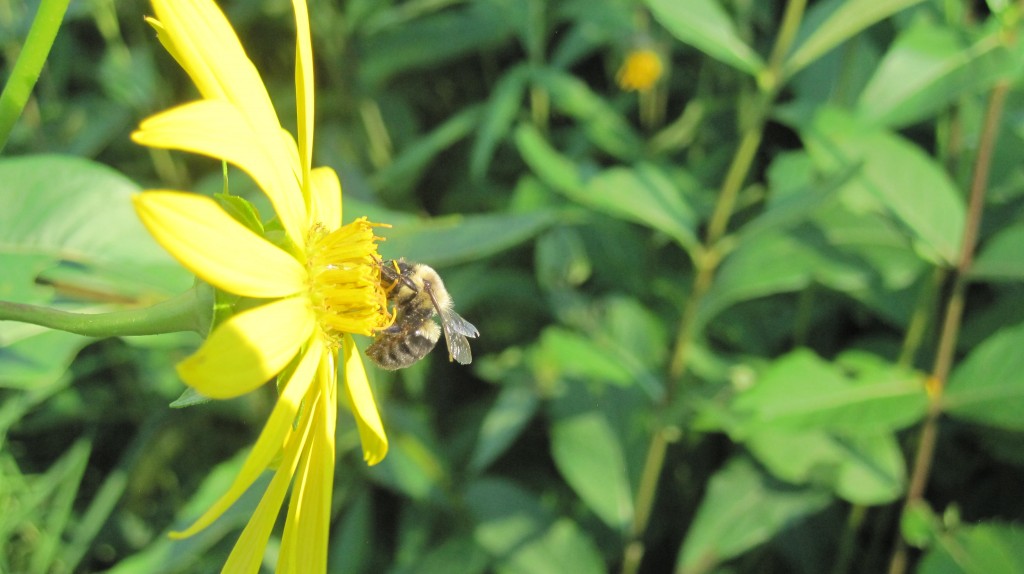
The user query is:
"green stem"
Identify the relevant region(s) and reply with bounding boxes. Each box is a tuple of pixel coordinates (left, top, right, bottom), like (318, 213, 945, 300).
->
(0, 285, 210, 337)
(886, 78, 1009, 574)
(620, 3, 809, 574)
(0, 0, 72, 153)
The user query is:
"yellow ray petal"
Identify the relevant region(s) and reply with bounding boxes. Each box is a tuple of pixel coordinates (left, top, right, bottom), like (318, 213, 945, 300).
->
(292, 0, 314, 197)
(149, 0, 277, 141)
(133, 190, 305, 298)
(342, 335, 388, 465)
(220, 392, 320, 573)
(133, 101, 306, 249)
(310, 166, 342, 229)
(177, 297, 315, 399)
(170, 339, 322, 539)
(279, 388, 333, 574)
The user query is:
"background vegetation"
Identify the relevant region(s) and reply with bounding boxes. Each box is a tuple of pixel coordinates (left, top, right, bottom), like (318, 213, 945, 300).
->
(3, 0, 1024, 572)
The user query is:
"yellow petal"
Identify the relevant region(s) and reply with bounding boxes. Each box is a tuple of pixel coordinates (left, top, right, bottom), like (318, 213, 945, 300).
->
(133, 190, 305, 298)
(177, 297, 315, 399)
(310, 166, 342, 229)
(279, 383, 333, 574)
(133, 101, 306, 249)
(220, 393, 319, 573)
(149, 0, 277, 141)
(170, 340, 322, 539)
(343, 335, 388, 465)
(292, 0, 314, 197)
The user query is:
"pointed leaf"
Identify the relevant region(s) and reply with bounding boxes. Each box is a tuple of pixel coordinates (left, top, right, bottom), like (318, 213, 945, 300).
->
(970, 224, 1024, 282)
(802, 108, 965, 265)
(785, 0, 928, 79)
(676, 456, 830, 572)
(550, 411, 633, 531)
(945, 322, 1024, 430)
(646, 0, 764, 75)
(584, 164, 700, 251)
(858, 20, 1015, 128)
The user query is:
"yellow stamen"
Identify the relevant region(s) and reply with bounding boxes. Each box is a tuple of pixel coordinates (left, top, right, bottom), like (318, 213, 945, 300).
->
(307, 218, 393, 342)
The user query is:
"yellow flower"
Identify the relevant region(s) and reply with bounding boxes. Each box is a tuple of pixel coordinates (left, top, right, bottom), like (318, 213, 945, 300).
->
(130, 0, 391, 570)
(616, 48, 664, 92)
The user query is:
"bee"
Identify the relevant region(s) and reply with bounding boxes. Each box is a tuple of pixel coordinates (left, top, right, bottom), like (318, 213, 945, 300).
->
(366, 259, 479, 370)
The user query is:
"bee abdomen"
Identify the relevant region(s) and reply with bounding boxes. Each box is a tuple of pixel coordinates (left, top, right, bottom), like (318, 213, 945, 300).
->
(366, 331, 438, 370)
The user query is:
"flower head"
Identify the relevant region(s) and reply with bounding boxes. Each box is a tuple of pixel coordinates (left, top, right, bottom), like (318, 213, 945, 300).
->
(616, 47, 664, 92)
(131, 0, 391, 569)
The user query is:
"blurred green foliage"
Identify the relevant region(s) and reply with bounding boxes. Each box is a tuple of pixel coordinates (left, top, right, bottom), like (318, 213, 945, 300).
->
(4, 0, 1024, 572)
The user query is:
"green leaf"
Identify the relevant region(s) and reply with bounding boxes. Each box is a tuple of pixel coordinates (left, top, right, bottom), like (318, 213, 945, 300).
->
(532, 69, 644, 160)
(469, 385, 540, 473)
(740, 153, 855, 244)
(970, 224, 1024, 282)
(801, 108, 965, 265)
(359, 0, 522, 86)
(0, 154, 191, 297)
(732, 349, 928, 434)
(532, 327, 635, 387)
(514, 123, 585, 194)
(676, 456, 831, 572)
(550, 411, 634, 532)
(494, 518, 606, 574)
(745, 428, 905, 505)
(377, 209, 556, 267)
(857, 20, 1015, 128)
(646, 0, 764, 75)
(0, 155, 192, 390)
(784, 0, 928, 79)
(466, 478, 551, 557)
(535, 227, 592, 289)
(392, 536, 491, 574)
(109, 450, 266, 574)
(697, 230, 818, 330)
(918, 522, 1024, 574)
(583, 164, 700, 251)
(366, 408, 446, 502)
(214, 192, 264, 236)
(945, 322, 1024, 430)
(330, 493, 376, 574)
(370, 105, 483, 195)
(471, 65, 529, 181)
(902, 500, 942, 549)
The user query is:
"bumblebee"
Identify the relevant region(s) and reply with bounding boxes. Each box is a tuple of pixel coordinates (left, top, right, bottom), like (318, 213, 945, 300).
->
(366, 259, 479, 370)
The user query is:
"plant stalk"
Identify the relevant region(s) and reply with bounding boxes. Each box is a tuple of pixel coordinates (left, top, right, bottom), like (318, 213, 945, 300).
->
(886, 78, 1009, 574)
(620, 3, 808, 573)
(0, 0, 72, 152)
(0, 285, 210, 337)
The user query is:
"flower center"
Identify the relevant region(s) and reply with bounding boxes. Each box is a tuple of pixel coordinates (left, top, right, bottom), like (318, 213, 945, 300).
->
(306, 217, 393, 345)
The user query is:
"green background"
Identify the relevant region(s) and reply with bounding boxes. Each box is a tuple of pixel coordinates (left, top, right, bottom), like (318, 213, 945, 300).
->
(3, 0, 1024, 572)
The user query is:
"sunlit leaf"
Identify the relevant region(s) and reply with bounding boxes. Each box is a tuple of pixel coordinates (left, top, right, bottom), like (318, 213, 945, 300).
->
(801, 108, 965, 265)
(857, 19, 1015, 128)
(785, 0, 928, 79)
(550, 411, 633, 532)
(675, 456, 830, 572)
(646, 0, 764, 75)
(533, 68, 644, 160)
(731, 349, 928, 433)
(469, 385, 540, 473)
(584, 164, 700, 252)
(971, 224, 1024, 282)
(945, 322, 1024, 431)
(918, 522, 1024, 573)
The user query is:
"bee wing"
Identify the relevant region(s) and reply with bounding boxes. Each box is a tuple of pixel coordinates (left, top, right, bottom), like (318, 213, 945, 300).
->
(438, 308, 478, 364)
(424, 283, 479, 365)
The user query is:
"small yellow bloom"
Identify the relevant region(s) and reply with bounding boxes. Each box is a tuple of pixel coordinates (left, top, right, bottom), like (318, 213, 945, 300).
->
(616, 48, 664, 92)
(131, 0, 391, 570)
